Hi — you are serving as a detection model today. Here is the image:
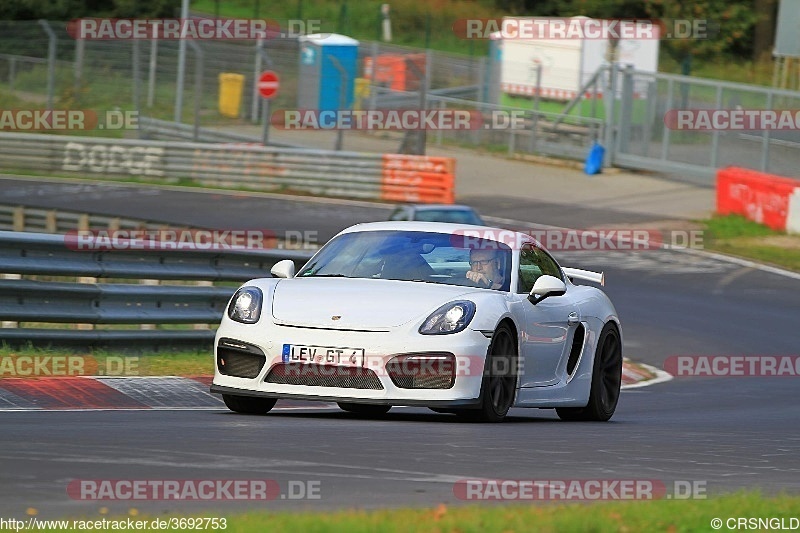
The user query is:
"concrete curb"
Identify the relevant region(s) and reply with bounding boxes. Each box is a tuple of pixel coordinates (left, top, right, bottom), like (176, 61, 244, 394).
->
(0, 360, 665, 410)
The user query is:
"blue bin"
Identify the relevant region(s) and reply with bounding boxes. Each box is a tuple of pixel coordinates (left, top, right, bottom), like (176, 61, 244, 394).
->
(584, 142, 605, 175)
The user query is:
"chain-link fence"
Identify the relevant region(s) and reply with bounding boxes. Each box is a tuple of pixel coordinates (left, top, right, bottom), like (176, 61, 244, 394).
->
(2, 20, 799, 182)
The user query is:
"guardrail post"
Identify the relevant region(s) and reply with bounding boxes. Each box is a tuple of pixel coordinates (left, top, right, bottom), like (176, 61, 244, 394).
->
(139, 279, 159, 330)
(77, 275, 97, 330)
(45, 210, 57, 233)
(194, 280, 213, 330)
(528, 109, 538, 154)
(12, 207, 24, 232)
(1, 274, 21, 328)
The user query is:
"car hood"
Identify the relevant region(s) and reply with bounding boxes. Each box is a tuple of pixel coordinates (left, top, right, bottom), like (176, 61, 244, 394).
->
(271, 278, 475, 329)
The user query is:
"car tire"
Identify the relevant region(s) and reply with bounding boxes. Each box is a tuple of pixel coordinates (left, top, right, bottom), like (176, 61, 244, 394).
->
(337, 403, 391, 416)
(456, 322, 517, 423)
(222, 394, 277, 415)
(556, 322, 622, 422)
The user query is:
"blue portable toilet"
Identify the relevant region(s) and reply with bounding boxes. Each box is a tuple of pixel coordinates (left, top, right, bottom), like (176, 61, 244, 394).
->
(298, 33, 359, 112)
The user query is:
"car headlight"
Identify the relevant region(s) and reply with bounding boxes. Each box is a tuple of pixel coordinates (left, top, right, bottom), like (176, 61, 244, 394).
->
(227, 287, 263, 324)
(419, 301, 476, 335)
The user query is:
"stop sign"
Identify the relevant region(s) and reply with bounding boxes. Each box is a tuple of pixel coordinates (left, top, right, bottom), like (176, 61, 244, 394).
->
(258, 71, 279, 99)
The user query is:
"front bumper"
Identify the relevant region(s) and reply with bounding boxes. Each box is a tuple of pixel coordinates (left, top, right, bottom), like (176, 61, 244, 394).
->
(210, 320, 491, 405)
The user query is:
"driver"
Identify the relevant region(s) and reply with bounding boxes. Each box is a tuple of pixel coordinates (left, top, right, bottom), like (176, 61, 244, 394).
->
(467, 248, 504, 289)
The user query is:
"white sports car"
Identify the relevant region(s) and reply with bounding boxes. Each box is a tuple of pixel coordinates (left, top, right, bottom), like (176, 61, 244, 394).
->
(210, 222, 622, 422)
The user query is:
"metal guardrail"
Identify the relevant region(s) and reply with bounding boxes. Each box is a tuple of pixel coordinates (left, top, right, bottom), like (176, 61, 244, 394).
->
(0, 204, 171, 234)
(0, 231, 314, 350)
(0, 131, 456, 203)
(138, 117, 302, 148)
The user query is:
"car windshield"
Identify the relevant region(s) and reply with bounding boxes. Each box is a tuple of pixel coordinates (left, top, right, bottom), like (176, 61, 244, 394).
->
(296, 230, 511, 290)
(413, 209, 483, 225)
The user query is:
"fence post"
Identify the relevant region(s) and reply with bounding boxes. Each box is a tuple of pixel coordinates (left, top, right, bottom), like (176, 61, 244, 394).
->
(711, 84, 723, 168)
(38, 20, 57, 110)
(147, 39, 158, 108)
(251, 38, 263, 123)
(9, 57, 16, 92)
(133, 40, 141, 110)
(660, 78, 674, 161)
(174, 0, 190, 122)
(368, 42, 378, 112)
(761, 91, 773, 172)
(617, 65, 634, 154)
(327, 55, 348, 151)
(603, 63, 619, 167)
(186, 41, 203, 142)
(74, 37, 85, 96)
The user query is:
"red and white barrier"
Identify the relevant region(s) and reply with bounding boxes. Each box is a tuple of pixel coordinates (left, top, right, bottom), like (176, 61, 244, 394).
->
(716, 167, 800, 233)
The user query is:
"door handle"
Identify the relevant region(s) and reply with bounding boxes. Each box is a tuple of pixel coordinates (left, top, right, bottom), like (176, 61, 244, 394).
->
(567, 312, 580, 325)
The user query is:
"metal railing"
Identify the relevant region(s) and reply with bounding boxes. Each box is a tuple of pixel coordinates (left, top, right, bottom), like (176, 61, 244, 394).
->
(0, 231, 314, 350)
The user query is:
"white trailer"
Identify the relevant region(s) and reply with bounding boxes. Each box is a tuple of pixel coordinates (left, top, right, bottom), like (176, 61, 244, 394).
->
(494, 17, 659, 101)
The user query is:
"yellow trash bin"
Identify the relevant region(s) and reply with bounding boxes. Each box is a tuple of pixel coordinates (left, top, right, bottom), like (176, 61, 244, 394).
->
(218, 73, 245, 118)
(354, 77, 371, 110)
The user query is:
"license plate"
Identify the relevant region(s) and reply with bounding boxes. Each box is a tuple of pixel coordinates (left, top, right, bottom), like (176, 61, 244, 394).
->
(282, 344, 365, 366)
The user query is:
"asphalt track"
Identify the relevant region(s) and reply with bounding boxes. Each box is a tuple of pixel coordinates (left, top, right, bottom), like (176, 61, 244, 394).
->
(1, 175, 799, 518)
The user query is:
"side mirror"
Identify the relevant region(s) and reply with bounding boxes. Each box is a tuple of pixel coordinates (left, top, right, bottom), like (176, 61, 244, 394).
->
(528, 275, 567, 304)
(270, 259, 295, 279)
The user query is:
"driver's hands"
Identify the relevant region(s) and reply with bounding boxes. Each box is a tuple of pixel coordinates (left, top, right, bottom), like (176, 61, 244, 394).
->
(466, 270, 492, 286)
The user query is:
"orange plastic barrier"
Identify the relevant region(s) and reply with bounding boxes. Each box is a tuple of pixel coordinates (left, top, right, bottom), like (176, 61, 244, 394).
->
(381, 154, 455, 204)
(716, 167, 800, 231)
(364, 54, 426, 92)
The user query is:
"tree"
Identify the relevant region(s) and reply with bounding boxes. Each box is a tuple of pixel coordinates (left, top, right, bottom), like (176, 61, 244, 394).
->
(643, 0, 758, 63)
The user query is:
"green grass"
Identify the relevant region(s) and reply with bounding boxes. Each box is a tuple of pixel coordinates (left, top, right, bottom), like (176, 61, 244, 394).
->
(703, 213, 781, 239)
(30, 491, 800, 532)
(700, 214, 800, 272)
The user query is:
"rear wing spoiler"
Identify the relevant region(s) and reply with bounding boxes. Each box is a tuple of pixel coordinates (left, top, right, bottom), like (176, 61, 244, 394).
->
(562, 267, 604, 286)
